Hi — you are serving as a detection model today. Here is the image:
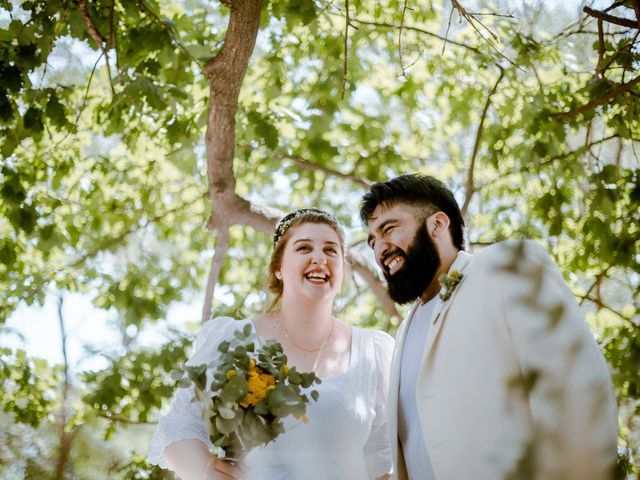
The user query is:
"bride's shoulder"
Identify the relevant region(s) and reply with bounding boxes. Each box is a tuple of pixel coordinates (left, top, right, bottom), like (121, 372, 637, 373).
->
(351, 327, 394, 376)
(195, 315, 244, 349)
(353, 325, 394, 351)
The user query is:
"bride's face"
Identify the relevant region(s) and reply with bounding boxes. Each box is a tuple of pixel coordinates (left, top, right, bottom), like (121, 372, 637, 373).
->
(278, 222, 344, 304)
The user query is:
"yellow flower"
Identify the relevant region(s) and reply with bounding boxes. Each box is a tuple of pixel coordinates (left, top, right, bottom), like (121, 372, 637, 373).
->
(240, 394, 257, 408)
(249, 359, 256, 369)
(240, 367, 276, 408)
(226, 369, 236, 380)
(283, 365, 289, 376)
(263, 373, 275, 387)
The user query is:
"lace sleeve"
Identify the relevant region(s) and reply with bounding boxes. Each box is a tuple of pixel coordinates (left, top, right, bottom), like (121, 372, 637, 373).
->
(147, 316, 238, 468)
(363, 329, 395, 479)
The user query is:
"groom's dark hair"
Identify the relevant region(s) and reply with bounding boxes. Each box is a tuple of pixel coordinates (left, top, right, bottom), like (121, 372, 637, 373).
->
(359, 173, 466, 250)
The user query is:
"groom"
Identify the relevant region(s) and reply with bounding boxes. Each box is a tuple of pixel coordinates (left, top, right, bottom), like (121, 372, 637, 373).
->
(360, 174, 617, 480)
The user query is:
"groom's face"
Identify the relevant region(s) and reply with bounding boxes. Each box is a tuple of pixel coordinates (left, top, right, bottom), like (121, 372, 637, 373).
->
(367, 203, 441, 304)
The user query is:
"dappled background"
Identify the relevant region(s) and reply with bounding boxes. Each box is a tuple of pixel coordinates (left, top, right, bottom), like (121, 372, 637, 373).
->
(0, 0, 638, 478)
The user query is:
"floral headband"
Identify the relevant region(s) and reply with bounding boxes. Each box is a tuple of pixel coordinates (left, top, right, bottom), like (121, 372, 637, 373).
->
(273, 208, 341, 246)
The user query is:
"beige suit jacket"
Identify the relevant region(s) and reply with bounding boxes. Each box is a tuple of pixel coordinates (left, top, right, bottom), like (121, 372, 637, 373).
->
(388, 240, 617, 480)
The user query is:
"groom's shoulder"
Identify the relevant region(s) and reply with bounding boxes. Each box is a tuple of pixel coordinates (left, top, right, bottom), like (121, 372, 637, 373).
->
(470, 239, 552, 273)
(474, 239, 548, 260)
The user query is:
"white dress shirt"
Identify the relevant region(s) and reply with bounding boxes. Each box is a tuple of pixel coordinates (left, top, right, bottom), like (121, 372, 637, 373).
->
(398, 298, 437, 480)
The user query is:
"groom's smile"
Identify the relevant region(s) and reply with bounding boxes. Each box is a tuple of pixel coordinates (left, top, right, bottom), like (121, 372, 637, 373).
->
(368, 205, 417, 269)
(382, 250, 407, 276)
(368, 203, 442, 304)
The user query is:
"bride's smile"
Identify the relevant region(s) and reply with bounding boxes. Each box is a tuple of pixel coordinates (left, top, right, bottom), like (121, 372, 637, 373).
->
(278, 223, 344, 303)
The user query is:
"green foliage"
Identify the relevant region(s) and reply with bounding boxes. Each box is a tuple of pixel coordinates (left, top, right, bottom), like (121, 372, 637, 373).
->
(83, 335, 191, 425)
(603, 322, 640, 398)
(0, 0, 639, 477)
(0, 348, 60, 427)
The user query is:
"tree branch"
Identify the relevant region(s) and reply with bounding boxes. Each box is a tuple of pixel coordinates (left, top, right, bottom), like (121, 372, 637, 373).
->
(555, 74, 640, 118)
(579, 295, 638, 329)
(54, 295, 75, 480)
(202, 0, 263, 229)
(218, 196, 282, 233)
(201, 226, 229, 324)
(109, 0, 120, 73)
(442, 3, 455, 55)
(77, 0, 115, 96)
(595, 18, 606, 78)
(77, 0, 106, 48)
(282, 154, 375, 188)
(579, 267, 612, 306)
(342, 0, 350, 99)
(49, 51, 104, 152)
(339, 16, 483, 55)
(534, 135, 619, 168)
(633, 0, 640, 29)
(398, 0, 408, 75)
(449, 0, 520, 69)
(461, 66, 505, 218)
(57, 295, 70, 392)
(583, 6, 639, 29)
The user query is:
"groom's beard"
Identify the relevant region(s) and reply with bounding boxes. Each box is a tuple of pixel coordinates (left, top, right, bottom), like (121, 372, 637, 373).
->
(383, 223, 441, 305)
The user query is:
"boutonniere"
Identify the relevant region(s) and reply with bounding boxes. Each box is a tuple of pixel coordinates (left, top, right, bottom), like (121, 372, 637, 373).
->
(438, 270, 464, 301)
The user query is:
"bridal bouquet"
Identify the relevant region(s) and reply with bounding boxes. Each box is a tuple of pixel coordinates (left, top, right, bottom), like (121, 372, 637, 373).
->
(174, 324, 321, 461)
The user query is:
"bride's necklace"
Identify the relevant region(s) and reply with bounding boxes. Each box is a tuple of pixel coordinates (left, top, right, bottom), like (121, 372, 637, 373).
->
(276, 314, 335, 353)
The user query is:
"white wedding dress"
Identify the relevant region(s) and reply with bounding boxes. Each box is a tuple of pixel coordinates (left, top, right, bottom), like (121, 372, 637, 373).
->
(148, 316, 394, 479)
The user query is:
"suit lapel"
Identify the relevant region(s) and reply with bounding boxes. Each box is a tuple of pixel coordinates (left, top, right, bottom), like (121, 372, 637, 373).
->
(420, 251, 473, 366)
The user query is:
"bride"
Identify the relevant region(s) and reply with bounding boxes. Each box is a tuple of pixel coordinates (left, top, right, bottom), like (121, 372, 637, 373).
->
(148, 209, 394, 479)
